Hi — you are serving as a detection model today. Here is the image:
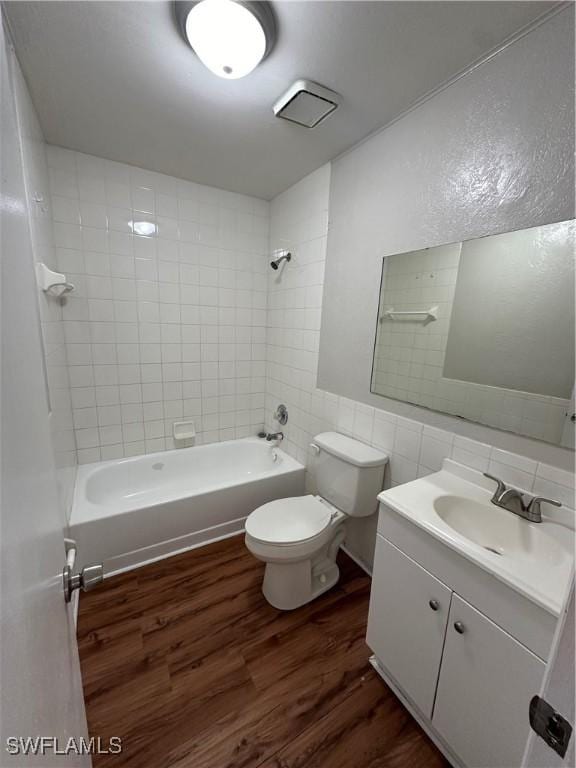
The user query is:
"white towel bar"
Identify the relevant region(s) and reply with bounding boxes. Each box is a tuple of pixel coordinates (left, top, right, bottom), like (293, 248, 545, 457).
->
(380, 305, 438, 323)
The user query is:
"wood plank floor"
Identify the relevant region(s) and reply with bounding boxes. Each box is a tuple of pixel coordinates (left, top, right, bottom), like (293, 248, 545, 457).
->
(78, 534, 449, 768)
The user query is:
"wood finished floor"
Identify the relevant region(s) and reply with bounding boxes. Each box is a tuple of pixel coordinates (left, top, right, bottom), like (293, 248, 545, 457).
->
(78, 535, 449, 768)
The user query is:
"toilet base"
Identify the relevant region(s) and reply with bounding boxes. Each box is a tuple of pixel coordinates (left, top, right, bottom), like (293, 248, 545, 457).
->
(262, 556, 340, 610)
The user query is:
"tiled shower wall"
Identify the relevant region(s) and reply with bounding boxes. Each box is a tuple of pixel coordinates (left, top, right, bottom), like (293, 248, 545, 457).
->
(47, 146, 269, 462)
(265, 164, 330, 455)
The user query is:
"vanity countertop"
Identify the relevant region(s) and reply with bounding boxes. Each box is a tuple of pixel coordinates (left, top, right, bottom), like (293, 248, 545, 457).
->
(378, 460, 574, 616)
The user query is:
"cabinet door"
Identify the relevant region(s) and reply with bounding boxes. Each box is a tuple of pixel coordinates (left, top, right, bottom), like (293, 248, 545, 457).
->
(433, 594, 545, 768)
(367, 536, 452, 717)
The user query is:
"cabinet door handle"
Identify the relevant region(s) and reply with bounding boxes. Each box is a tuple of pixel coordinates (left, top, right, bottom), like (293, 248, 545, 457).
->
(428, 599, 440, 611)
(454, 621, 466, 634)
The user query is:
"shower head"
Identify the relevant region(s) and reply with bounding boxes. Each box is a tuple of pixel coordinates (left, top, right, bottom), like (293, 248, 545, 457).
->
(270, 252, 291, 270)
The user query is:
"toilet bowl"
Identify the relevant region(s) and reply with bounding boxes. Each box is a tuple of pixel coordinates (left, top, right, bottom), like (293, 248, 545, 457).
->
(245, 495, 347, 610)
(245, 432, 388, 610)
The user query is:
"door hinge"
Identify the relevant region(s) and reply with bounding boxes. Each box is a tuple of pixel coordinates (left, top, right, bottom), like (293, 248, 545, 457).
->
(529, 695, 573, 759)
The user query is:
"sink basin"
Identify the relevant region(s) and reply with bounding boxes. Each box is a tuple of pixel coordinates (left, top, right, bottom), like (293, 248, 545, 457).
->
(433, 495, 564, 566)
(378, 460, 574, 617)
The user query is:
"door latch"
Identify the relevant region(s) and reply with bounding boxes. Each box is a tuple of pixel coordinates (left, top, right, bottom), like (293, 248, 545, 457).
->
(529, 695, 573, 758)
(63, 563, 104, 602)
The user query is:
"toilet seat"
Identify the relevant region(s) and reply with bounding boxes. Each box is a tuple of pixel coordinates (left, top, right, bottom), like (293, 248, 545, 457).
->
(245, 495, 337, 546)
(245, 431, 388, 610)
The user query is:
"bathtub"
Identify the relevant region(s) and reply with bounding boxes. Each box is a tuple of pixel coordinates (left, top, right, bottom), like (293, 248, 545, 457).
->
(69, 437, 305, 575)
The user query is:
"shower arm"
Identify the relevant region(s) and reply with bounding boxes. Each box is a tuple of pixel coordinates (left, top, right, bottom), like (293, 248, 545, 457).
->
(270, 252, 291, 270)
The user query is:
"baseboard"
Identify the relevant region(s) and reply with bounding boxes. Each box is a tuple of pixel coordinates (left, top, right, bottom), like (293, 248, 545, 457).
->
(341, 544, 372, 577)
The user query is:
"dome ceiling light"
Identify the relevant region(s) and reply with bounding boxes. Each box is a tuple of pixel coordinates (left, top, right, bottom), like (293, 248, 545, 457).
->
(175, 0, 276, 80)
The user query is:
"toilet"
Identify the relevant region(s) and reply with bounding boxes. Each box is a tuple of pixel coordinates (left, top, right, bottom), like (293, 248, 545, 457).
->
(245, 432, 388, 610)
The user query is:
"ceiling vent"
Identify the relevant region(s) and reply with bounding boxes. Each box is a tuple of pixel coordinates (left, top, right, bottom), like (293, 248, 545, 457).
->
(273, 79, 340, 128)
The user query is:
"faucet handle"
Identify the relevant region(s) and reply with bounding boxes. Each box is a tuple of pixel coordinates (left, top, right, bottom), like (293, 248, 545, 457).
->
(527, 496, 562, 516)
(483, 472, 507, 501)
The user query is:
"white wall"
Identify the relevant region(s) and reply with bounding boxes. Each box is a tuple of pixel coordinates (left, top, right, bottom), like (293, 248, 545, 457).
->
(318, 7, 575, 469)
(10, 49, 76, 519)
(47, 147, 269, 462)
(266, 11, 575, 568)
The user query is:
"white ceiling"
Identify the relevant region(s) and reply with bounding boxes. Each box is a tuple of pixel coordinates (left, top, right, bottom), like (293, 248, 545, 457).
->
(5, 1, 556, 199)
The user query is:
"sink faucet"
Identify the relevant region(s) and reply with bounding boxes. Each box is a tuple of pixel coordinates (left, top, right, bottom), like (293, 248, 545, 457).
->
(483, 473, 561, 523)
(266, 432, 284, 443)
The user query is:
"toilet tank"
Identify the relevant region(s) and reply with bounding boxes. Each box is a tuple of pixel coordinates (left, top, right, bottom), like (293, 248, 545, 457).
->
(311, 432, 388, 517)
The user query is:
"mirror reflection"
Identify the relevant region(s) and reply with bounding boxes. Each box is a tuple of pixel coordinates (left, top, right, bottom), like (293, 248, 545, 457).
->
(371, 220, 575, 447)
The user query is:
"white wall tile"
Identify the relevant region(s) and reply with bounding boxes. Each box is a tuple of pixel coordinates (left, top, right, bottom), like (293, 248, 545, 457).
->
(486, 458, 535, 492)
(535, 462, 575, 490)
(419, 432, 453, 472)
(490, 448, 538, 476)
(393, 427, 421, 462)
(48, 146, 270, 457)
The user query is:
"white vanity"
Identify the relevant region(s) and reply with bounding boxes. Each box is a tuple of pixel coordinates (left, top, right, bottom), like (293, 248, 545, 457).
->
(366, 459, 574, 768)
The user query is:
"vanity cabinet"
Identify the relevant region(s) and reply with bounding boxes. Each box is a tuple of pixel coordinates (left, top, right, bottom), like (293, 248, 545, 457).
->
(366, 537, 451, 717)
(433, 594, 544, 768)
(368, 532, 546, 768)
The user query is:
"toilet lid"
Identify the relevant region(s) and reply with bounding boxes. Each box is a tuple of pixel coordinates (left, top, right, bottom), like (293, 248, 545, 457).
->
(245, 495, 333, 545)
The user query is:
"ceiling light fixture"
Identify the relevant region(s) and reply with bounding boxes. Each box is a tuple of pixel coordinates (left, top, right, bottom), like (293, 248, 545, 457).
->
(175, 0, 276, 80)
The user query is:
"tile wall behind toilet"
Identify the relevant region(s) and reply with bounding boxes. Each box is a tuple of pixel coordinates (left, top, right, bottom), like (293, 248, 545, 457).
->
(47, 146, 270, 462)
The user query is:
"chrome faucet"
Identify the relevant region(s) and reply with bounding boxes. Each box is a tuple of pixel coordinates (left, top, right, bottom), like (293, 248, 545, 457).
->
(483, 473, 561, 523)
(266, 431, 284, 442)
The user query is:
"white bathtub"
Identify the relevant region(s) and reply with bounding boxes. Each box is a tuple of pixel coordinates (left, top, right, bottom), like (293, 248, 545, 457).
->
(69, 437, 305, 574)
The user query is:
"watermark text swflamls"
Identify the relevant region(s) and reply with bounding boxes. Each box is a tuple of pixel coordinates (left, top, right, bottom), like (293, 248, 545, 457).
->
(5, 736, 122, 756)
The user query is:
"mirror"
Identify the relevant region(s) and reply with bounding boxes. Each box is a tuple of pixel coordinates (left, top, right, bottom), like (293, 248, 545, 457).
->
(371, 220, 575, 447)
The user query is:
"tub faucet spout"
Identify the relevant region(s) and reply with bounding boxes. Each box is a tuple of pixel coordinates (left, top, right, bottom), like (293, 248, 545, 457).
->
(266, 432, 284, 442)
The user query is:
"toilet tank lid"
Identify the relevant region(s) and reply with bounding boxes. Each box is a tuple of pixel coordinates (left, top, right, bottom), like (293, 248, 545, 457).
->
(313, 432, 389, 468)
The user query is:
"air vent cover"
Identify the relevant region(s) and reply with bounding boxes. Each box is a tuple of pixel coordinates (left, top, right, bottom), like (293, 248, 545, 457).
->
(273, 79, 340, 128)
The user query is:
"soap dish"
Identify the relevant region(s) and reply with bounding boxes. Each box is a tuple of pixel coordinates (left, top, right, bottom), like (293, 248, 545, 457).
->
(36, 262, 75, 297)
(173, 420, 196, 443)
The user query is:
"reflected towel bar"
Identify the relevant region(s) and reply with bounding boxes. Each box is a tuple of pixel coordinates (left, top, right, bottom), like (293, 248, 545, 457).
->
(380, 305, 438, 323)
